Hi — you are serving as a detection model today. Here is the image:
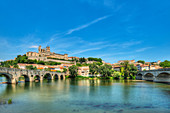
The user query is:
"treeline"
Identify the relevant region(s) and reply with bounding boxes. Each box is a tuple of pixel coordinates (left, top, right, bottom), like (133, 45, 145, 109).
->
(0, 55, 61, 68)
(88, 57, 102, 63)
(69, 61, 137, 79)
(160, 60, 170, 68)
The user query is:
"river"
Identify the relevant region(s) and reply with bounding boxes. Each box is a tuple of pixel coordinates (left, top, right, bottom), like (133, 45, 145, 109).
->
(0, 77, 170, 113)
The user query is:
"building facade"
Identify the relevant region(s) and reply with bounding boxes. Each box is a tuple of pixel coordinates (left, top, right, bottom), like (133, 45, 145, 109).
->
(26, 46, 68, 61)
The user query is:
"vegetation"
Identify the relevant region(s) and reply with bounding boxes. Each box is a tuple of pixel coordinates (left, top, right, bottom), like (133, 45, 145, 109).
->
(26, 65, 37, 70)
(68, 65, 78, 78)
(88, 57, 102, 63)
(79, 57, 86, 64)
(63, 68, 67, 73)
(8, 99, 12, 104)
(0, 55, 61, 68)
(47, 57, 73, 61)
(137, 60, 145, 64)
(160, 60, 170, 68)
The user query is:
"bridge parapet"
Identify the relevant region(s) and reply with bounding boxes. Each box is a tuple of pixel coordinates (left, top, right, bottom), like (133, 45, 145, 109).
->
(0, 67, 67, 84)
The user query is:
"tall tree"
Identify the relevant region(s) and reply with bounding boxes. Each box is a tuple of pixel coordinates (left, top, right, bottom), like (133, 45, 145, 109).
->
(69, 65, 78, 78)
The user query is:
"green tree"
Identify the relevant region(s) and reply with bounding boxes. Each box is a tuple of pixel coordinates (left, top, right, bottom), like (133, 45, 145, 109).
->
(89, 63, 98, 75)
(63, 68, 67, 73)
(26, 65, 37, 70)
(79, 57, 86, 64)
(98, 64, 112, 77)
(160, 60, 170, 68)
(137, 60, 145, 64)
(113, 71, 121, 79)
(69, 65, 78, 78)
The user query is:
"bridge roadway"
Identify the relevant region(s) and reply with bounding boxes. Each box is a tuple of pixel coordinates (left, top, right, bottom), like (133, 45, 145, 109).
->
(0, 67, 67, 84)
(137, 68, 170, 83)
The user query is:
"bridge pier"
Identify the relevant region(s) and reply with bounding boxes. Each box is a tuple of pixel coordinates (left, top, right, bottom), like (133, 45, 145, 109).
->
(9, 78, 18, 84)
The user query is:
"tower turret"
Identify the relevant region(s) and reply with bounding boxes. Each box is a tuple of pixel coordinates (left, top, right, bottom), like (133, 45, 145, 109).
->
(38, 45, 41, 53)
(46, 46, 50, 52)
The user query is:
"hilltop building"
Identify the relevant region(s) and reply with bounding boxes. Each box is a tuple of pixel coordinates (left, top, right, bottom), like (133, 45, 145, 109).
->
(26, 46, 68, 61)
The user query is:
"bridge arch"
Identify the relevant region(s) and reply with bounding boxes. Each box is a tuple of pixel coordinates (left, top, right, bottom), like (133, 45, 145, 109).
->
(19, 75, 30, 82)
(136, 73, 143, 80)
(60, 75, 65, 79)
(0, 73, 12, 83)
(143, 73, 154, 81)
(54, 74, 59, 79)
(34, 75, 40, 81)
(44, 73, 52, 80)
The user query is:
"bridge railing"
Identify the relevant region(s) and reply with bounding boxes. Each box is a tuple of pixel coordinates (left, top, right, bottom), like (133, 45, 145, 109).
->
(0, 67, 66, 74)
(138, 68, 170, 73)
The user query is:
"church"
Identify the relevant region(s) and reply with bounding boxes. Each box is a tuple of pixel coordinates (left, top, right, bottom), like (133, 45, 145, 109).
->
(26, 46, 68, 61)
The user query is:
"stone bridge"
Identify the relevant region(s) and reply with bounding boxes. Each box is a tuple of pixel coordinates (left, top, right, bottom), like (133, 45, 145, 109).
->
(0, 67, 67, 84)
(136, 68, 170, 83)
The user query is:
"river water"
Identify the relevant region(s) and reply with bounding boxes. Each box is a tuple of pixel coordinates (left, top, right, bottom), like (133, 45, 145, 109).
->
(0, 77, 170, 113)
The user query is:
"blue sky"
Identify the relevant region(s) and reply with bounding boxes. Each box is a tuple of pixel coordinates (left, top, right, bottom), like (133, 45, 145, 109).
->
(0, 0, 170, 63)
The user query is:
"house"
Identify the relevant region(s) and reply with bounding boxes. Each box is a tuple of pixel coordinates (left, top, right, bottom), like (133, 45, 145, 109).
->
(78, 66, 89, 77)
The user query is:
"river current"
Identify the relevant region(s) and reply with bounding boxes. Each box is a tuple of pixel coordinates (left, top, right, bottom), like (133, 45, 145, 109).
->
(0, 77, 170, 113)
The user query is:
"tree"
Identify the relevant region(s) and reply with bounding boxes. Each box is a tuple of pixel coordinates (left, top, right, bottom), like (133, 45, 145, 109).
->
(26, 65, 37, 70)
(113, 71, 121, 79)
(79, 57, 86, 64)
(63, 68, 67, 73)
(121, 61, 131, 79)
(137, 60, 145, 64)
(129, 64, 137, 79)
(98, 64, 112, 77)
(89, 63, 98, 75)
(13, 65, 19, 69)
(160, 60, 170, 68)
(69, 65, 78, 78)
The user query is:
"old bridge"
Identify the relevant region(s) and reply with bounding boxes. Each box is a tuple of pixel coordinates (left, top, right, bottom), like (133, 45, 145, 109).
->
(136, 68, 170, 83)
(0, 67, 67, 84)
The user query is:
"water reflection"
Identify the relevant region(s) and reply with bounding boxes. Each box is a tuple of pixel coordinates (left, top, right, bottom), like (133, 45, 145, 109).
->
(0, 78, 170, 113)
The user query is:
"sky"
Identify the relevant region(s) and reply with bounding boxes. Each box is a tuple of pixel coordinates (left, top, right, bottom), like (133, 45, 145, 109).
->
(0, 0, 170, 63)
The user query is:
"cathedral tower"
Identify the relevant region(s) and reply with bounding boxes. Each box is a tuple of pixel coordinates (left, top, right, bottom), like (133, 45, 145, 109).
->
(38, 45, 41, 53)
(46, 46, 50, 52)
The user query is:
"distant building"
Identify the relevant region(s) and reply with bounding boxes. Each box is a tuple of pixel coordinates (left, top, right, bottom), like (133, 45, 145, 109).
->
(118, 60, 135, 64)
(26, 45, 68, 61)
(78, 66, 89, 77)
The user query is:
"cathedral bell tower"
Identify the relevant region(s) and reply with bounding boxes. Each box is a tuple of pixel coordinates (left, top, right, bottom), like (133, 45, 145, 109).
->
(46, 46, 50, 52)
(38, 45, 41, 53)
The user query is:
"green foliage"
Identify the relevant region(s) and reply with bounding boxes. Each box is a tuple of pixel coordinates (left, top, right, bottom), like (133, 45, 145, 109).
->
(8, 99, 12, 104)
(68, 65, 78, 78)
(79, 57, 86, 64)
(112, 71, 121, 79)
(137, 60, 145, 64)
(26, 65, 37, 70)
(98, 64, 112, 77)
(63, 68, 67, 73)
(120, 61, 138, 79)
(47, 57, 72, 61)
(88, 57, 102, 63)
(89, 63, 99, 75)
(160, 60, 170, 68)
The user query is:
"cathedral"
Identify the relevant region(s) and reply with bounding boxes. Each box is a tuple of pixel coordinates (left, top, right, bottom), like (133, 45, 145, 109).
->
(26, 46, 68, 61)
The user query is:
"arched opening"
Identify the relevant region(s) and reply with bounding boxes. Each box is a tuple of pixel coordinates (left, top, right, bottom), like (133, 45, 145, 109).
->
(44, 73, 52, 80)
(34, 75, 40, 82)
(144, 73, 154, 81)
(19, 75, 30, 82)
(60, 75, 64, 80)
(136, 73, 143, 80)
(54, 74, 59, 79)
(0, 73, 11, 84)
(156, 73, 170, 79)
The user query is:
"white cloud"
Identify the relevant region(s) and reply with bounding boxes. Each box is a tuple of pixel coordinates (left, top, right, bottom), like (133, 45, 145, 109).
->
(29, 45, 39, 48)
(69, 47, 102, 55)
(136, 47, 153, 52)
(66, 15, 111, 35)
